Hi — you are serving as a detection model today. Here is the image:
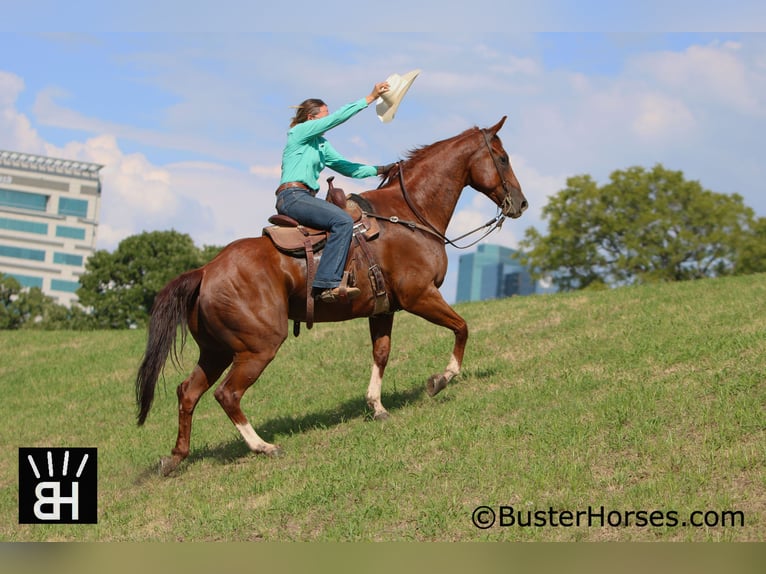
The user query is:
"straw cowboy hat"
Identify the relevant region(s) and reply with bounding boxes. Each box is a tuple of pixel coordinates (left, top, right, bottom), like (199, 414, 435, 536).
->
(376, 69, 421, 123)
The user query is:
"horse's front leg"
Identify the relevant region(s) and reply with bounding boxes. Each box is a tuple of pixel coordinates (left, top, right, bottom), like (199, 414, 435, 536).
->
(366, 313, 395, 420)
(404, 285, 468, 397)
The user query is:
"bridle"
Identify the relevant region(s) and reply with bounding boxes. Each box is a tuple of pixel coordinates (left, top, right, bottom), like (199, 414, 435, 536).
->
(481, 128, 517, 217)
(369, 127, 513, 249)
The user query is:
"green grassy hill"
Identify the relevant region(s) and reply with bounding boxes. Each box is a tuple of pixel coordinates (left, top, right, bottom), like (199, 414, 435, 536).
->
(1, 273, 764, 541)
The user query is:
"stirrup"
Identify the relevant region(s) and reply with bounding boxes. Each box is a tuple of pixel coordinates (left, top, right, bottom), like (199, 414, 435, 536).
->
(317, 286, 361, 303)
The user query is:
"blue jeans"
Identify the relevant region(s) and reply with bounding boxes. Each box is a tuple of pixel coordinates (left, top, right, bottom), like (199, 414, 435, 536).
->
(276, 187, 354, 289)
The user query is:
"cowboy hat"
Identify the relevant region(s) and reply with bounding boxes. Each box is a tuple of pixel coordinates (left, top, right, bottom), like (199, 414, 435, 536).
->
(376, 69, 421, 123)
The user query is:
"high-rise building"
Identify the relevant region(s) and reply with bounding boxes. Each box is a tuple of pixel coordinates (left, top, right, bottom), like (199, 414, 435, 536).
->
(455, 244, 535, 303)
(0, 150, 102, 307)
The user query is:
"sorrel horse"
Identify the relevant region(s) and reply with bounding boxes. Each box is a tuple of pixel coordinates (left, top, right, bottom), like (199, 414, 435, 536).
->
(136, 116, 527, 474)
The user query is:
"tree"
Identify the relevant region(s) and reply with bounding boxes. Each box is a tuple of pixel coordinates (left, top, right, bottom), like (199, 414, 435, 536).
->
(17, 289, 94, 330)
(0, 273, 79, 329)
(519, 164, 758, 291)
(0, 274, 23, 329)
(77, 230, 212, 328)
(734, 216, 766, 275)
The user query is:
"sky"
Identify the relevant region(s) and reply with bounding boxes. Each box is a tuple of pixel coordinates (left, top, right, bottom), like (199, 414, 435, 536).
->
(1, 4, 765, 303)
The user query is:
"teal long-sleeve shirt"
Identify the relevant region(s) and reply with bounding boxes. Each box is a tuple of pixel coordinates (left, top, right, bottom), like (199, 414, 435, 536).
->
(280, 97, 378, 191)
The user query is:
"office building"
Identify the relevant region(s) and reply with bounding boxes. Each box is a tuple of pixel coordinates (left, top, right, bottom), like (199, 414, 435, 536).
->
(455, 244, 535, 303)
(0, 149, 102, 307)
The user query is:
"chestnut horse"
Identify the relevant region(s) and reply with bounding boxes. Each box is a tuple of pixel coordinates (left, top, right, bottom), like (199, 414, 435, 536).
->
(136, 116, 527, 474)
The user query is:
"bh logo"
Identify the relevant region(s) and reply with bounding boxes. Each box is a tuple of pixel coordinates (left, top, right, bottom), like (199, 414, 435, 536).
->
(18, 448, 97, 524)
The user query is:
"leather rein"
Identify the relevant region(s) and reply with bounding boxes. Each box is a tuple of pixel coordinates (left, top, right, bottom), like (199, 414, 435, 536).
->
(366, 128, 511, 249)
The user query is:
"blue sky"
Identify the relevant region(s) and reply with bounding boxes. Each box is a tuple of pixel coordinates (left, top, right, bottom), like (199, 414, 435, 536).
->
(2, 5, 765, 302)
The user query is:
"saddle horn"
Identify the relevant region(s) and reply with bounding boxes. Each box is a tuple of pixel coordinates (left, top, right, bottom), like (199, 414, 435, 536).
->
(376, 69, 421, 123)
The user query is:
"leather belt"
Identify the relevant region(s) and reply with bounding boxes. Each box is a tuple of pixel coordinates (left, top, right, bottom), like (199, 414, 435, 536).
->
(276, 181, 315, 195)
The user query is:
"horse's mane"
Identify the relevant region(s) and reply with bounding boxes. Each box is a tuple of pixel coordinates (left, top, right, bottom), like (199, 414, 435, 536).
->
(377, 125, 481, 186)
(403, 125, 480, 164)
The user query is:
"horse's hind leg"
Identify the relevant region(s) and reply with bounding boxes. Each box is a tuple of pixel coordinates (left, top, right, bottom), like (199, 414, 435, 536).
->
(161, 352, 231, 476)
(213, 350, 283, 457)
(366, 313, 395, 420)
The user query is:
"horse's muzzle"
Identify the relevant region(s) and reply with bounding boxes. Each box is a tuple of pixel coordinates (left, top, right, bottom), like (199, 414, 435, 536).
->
(502, 190, 528, 219)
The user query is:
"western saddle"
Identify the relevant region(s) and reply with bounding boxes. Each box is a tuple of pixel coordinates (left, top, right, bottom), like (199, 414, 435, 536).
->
(262, 178, 390, 334)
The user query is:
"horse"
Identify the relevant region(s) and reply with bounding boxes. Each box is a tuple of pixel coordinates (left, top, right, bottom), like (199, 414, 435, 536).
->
(135, 116, 527, 475)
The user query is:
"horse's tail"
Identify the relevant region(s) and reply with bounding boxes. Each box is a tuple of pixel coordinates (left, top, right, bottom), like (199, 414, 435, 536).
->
(136, 268, 203, 426)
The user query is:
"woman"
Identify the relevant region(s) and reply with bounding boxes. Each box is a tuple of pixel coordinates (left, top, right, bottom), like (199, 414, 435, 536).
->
(275, 80, 393, 303)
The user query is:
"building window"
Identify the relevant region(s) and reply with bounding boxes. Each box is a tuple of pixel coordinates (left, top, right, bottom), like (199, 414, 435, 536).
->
(55, 225, 87, 240)
(7, 273, 43, 289)
(53, 252, 84, 266)
(58, 197, 89, 218)
(0, 244, 46, 261)
(51, 278, 80, 293)
(0, 188, 48, 212)
(0, 216, 48, 235)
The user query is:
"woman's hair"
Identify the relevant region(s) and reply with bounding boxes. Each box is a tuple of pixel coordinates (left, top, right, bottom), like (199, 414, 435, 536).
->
(290, 98, 326, 127)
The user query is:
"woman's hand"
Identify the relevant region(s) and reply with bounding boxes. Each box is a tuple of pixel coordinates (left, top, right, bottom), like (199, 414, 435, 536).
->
(366, 81, 390, 104)
(376, 163, 397, 176)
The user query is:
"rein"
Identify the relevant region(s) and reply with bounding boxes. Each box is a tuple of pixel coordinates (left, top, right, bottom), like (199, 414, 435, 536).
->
(369, 128, 509, 249)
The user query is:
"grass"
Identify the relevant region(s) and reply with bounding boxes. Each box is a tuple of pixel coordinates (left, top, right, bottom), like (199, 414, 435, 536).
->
(0, 273, 764, 541)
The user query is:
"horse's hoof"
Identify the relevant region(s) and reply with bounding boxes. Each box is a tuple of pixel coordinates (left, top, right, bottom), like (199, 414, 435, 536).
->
(373, 411, 390, 422)
(264, 445, 284, 458)
(159, 456, 179, 477)
(426, 374, 448, 397)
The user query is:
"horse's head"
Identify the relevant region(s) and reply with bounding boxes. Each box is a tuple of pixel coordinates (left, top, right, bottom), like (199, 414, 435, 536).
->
(469, 116, 528, 219)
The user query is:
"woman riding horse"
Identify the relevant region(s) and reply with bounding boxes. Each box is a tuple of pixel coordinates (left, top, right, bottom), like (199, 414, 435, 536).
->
(137, 115, 527, 475)
(276, 81, 395, 303)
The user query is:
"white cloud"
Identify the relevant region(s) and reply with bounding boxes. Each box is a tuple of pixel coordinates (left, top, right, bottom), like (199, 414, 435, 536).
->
(249, 164, 282, 179)
(631, 40, 766, 116)
(0, 70, 24, 107)
(632, 92, 695, 139)
(0, 71, 45, 153)
(44, 136, 180, 249)
(161, 160, 277, 248)
(31, 84, 257, 165)
(495, 55, 543, 78)
(50, 135, 172, 215)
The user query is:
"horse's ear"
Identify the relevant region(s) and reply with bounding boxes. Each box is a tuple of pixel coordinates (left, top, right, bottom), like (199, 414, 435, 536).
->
(489, 116, 507, 135)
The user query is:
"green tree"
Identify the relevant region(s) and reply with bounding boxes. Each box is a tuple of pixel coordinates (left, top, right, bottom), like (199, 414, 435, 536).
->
(734, 216, 766, 275)
(0, 273, 79, 329)
(520, 164, 758, 291)
(0, 274, 23, 329)
(77, 230, 209, 328)
(17, 290, 94, 330)
(11, 285, 60, 329)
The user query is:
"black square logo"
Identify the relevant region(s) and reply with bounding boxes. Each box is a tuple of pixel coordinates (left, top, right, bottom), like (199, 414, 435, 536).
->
(18, 447, 98, 524)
